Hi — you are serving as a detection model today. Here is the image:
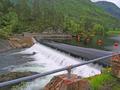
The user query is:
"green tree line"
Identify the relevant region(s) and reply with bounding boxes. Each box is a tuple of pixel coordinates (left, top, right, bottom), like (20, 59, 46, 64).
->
(0, 0, 120, 39)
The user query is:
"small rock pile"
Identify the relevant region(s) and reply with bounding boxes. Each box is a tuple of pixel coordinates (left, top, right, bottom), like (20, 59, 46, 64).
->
(111, 54, 120, 78)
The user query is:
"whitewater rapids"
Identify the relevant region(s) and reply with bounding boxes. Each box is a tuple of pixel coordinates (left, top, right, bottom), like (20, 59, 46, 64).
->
(12, 42, 102, 90)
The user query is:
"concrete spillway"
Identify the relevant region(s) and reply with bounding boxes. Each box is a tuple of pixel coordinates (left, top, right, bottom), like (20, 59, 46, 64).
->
(40, 41, 112, 66)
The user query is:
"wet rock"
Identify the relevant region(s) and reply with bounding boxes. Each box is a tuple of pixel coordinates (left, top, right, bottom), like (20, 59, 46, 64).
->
(0, 72, 37, 83)
(32, 52, 36, 55)
(0, 72, 38, 90)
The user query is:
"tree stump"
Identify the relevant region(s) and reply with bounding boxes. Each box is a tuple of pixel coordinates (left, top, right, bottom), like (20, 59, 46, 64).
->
(44, 74, 90, 90)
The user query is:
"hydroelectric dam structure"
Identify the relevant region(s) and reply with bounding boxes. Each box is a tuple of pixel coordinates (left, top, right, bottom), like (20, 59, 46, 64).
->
(0, 38, 115, 89)
(39, 41, 112, 66)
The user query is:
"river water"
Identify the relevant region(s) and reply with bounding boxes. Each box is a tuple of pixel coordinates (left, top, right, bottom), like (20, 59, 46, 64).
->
(0, 42, 102, 90)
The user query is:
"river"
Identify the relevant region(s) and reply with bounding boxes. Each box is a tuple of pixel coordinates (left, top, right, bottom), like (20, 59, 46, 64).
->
(0, 36, 119, 90)
(0, 36, 120, 90)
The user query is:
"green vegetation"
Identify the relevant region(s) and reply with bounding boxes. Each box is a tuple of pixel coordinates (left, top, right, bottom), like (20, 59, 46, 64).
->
(107, 28, 120, 35)
(87, 69, 120, 90)
(0, 0, 120, 39)
(95, 1, 120, 19)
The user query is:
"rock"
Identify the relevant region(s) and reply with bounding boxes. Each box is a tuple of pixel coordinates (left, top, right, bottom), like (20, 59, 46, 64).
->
(0, 72, 37, 90)
(32, 52, 36, 55)
(45, 74, 90, 90)
(9, 37, 34, 49)
(0, 72, 37, 83)
(0, 39, 12, 52)
(111, 55, 120, 78)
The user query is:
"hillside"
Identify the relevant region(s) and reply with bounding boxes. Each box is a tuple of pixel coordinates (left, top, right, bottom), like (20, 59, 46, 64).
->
(0, 0, 120, 38)
(95, 1, 120, 19)
(37, 0, 120, 26)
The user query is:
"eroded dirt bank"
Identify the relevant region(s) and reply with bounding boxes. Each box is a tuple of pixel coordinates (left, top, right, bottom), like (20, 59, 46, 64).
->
(0, 36, 34, 53)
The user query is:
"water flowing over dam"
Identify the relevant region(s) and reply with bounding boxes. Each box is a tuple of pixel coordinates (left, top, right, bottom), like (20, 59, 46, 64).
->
(9, 42, 102, 90)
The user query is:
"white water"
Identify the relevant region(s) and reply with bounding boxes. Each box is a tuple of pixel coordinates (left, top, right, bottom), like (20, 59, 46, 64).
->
(12, 42, 102, 90)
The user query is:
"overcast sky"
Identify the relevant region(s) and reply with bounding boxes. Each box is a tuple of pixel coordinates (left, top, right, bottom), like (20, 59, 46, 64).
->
(91, 0, 120, 8)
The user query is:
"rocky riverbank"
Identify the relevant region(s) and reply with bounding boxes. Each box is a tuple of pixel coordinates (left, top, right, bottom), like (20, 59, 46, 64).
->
(0, 39, 12, 53)
(9, 37, 34, 49)
(0, 72, 38, 90)
(0, 36, 34, 53)
(0, 72, 37, 83)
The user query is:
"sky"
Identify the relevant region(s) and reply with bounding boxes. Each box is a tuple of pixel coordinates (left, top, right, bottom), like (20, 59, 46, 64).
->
(91, 0, 120, 8)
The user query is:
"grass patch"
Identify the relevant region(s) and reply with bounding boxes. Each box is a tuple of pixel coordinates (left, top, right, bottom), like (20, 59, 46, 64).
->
(107, 30, 120, 36)
(87, 69, 120, 90)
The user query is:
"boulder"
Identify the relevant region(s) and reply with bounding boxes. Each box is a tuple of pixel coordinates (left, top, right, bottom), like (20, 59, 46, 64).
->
(111, 55, 120, 78)
(45, 74, 90, 90)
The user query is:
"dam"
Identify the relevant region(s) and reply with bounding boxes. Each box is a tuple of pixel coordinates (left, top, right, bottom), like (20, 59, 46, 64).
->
(0, 41, 104, 90)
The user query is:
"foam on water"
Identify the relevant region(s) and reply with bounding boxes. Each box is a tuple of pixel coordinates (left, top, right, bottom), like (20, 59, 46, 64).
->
(12, 43, 102, 90)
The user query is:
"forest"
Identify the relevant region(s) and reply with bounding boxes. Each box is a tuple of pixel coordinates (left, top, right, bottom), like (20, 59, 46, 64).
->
(0, 0, 120, 39)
